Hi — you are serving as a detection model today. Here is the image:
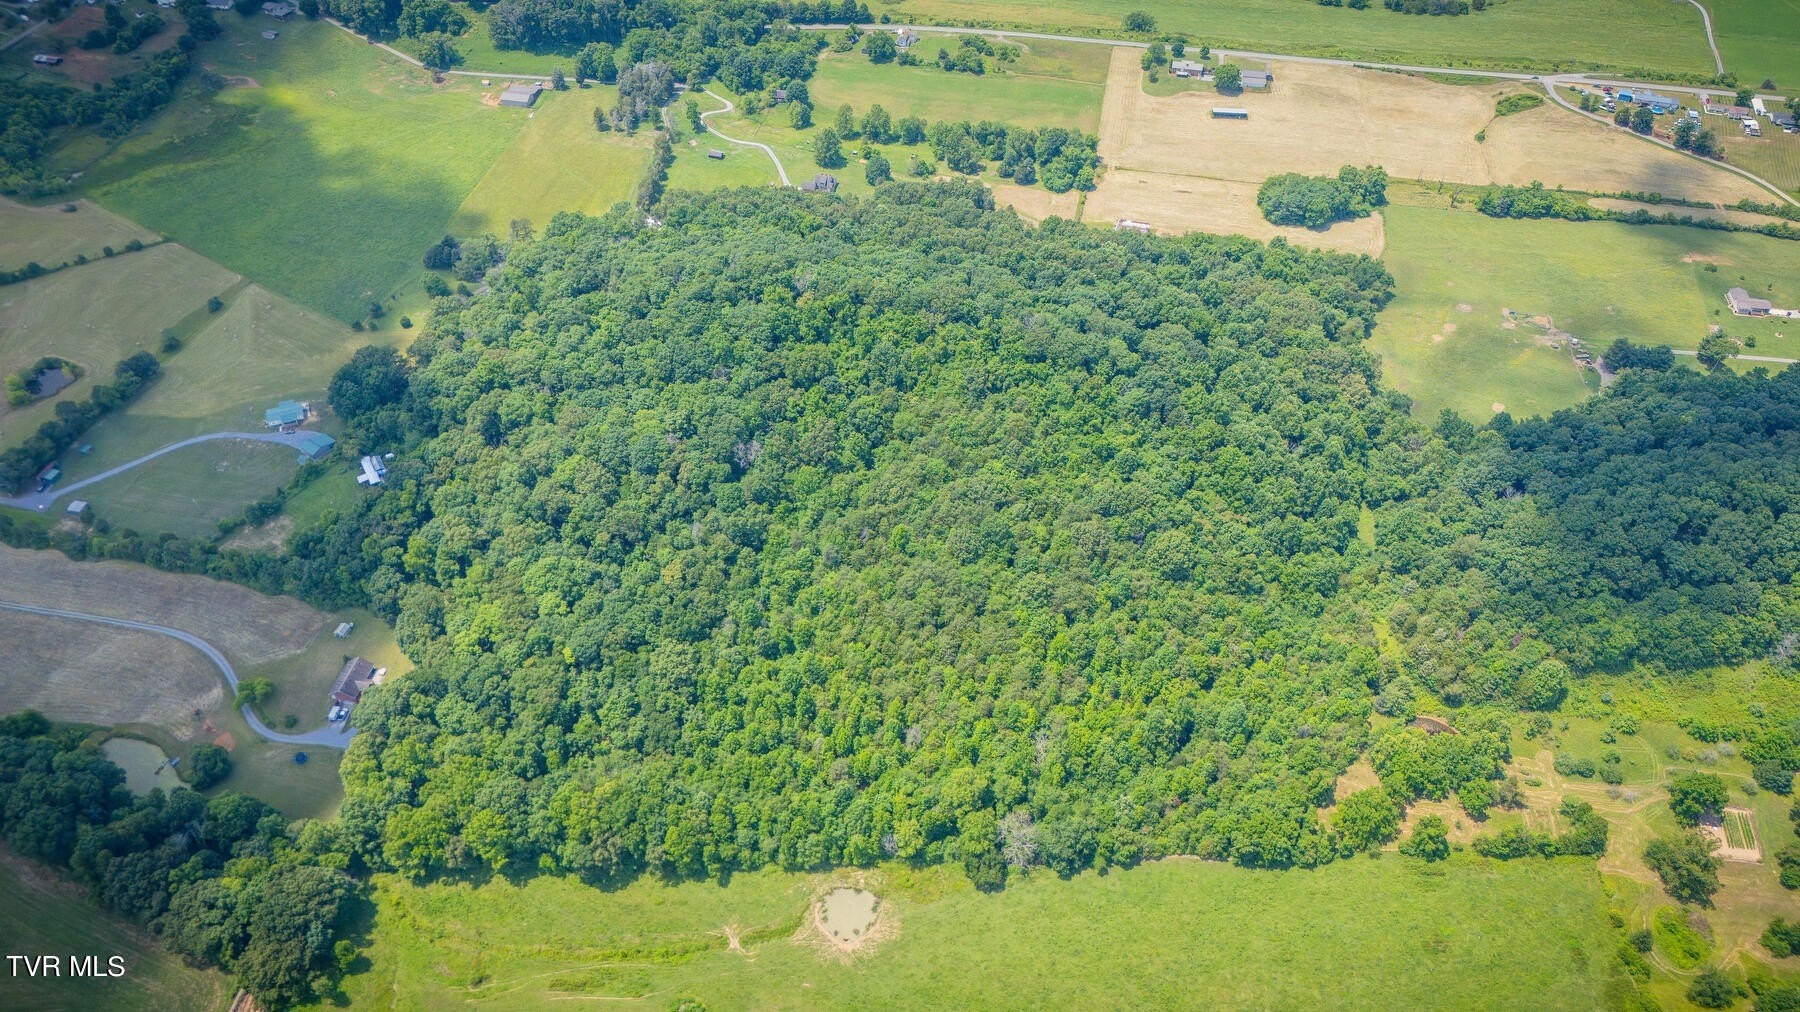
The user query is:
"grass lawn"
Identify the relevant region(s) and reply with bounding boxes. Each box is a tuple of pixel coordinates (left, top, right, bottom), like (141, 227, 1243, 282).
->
(0, 243, 237, 454)
(83, 15, 524, 322)
(0, 197, 160, 274)
(74, 438, 299, 539)
(0, 850, 232, 1012)
(241, 607, 412, 734)
(450, 85, 652, 235)
(1714, 120, 1800, 200)
(811, 31, 1109, 132)
(318, 856, 1623, 1009)
(1706, 0, 1800, 92)
(1372, 202, 1800, 420)
(884, 0, 1714, 77)
(449, 16, 577, 76)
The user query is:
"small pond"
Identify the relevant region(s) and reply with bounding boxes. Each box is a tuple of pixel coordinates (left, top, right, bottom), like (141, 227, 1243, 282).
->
(102, 737, 174, 795)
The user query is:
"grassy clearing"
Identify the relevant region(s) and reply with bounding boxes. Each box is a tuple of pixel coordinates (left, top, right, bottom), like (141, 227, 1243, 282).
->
(1706, 0, 1800, 91)
(1371, 203, 1800, 420)
(450, 85, 652, 235)
(811, 32, 1108, 132)
(84, 16, 524, 321)
(885, 0, 1713, 76)
(0, 243, 237, 454)
(75, 438, 299, 539)
(242, 608, 412, 735)
(0, 198, 159, 273)
(0, 850, 232, 1012)
(449, 17, 577, 76)
(319, 856, 1621, 1010)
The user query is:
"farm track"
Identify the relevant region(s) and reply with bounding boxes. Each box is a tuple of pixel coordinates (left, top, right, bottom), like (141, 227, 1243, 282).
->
(698, 89, 791, 187)
(0, 430, 322, 514)
(0, 600, 356, 749)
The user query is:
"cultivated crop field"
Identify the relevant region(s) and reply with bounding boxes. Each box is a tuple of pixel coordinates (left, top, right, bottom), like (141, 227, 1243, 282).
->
(1372, 203, 1800, 419)
(318, 856, 1621, 1010)
(886, 0, 1714, 76)
(0, 198, 159, 275)
(452, 85, 653, 235)
(0, 851, 231, 1012)
(0, 243, 237, 452)
(85, 17, 524, 321)
(811, 31, 1110, 132)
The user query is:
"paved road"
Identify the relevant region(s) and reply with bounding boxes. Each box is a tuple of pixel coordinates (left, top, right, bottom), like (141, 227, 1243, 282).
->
(0, 430, 321, 513)
(0, 600, 356, 749)
(1671, 349, 1799, 364)
(699, 89, 791, 186)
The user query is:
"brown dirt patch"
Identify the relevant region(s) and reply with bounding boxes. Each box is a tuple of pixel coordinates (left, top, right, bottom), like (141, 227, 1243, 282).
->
(1681, 252, 1733, 264)
(991, 182, 1081, 223)
(212, 731, 237, 752)
(1085, 168, 1385, 254)
(1491, 401, 1506, 413)
(220, 75, 260, 89)
(796, 874, 896, 961)
(220, 515, 294, 553)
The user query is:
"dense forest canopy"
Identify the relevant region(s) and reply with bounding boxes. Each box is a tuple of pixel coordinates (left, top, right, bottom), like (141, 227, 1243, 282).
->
(309, 184, 1799, 888)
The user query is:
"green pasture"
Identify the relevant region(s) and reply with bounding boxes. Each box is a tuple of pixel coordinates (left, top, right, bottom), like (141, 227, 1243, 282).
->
(84, 16, 524, 321)
(0, 198, 159, 274)
(74, 438, 297, 539)
(451, 86, 652, 235)
(0, 244, 237, 453)
(1372, 202, 1800, 420)
(1706, 0, 1800, 91)
(0, 852, 231, 1012)
(811, 32, 1108, 132)
(318, 856, 1622, 1010)
(886, 0, 1714, 76)
(449, 17, 575, 76)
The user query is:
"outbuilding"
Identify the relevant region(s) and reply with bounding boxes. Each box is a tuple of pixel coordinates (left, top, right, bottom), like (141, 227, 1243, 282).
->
(294, 431, 335, 461)
(707, 149, 726, 159)
(356, 454, 388, 486)
(66, 500, 89, 516)
(1114, 219, 1152, 234)
(334, 622, 355, 639)
(264, 400, 306, 427)
(1212, 107, 1249, 119)
(499, 82, 544, 108)
(1239, 69, 1272, 89)
(204, 0, 230, 8)
(32, 54, 62, 65)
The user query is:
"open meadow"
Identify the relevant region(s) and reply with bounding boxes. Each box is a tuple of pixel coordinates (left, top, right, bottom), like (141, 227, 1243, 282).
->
(83, 15, 525, 321)
(0, 198, 159, 274)
(0, 243, 237, 453)
(73, 438, 300, 538)
(886, 0, 1715, 76)
(1371, 203, 1800, 419)
(451, 85, 652, 235)
(1705, 0, 1800, 90)
(811, 31, 1110, 132)
(0, 850, 232, 1012)
(316, 855, 1623, 1010)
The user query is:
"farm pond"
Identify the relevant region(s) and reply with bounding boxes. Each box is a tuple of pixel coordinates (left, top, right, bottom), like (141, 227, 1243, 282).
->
(102, 737, 175, 795)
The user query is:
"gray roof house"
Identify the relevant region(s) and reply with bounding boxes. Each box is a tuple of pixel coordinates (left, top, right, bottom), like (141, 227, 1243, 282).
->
(331, 658, 377, 705)
(801, 173, 839, 193)
(1726, 287, 1772, 315)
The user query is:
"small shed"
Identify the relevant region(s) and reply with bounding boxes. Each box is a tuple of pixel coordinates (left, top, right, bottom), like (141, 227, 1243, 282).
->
(264, 400, 306, 427)
(294, 431, 335, 461)
(66, 500, 89, 516)
(334, 622, 355, 639)
(1212, 107, 1249, 119)
(32, 54, 63, 65)
(262, 29, 279, 39)
(499, 83, 544, 108)
(261, 1, 293, 18)
(771, 88, 789, 103)
(801, 173, 839, 193)
(1114, 219, 1152, 234)
(707, 149, 726, 159)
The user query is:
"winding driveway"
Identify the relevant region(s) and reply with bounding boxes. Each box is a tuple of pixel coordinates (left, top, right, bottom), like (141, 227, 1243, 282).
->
(0, 600, 356, 749)
(698, 88, 791, 186)
(1681, 0, 1726, 76)
(0, 430, 323, 513)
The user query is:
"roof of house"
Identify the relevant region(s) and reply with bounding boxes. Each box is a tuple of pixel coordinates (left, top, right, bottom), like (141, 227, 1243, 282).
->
(66, 500, 88, 514)
(262, 1, 293, 14)
(1634, 92, 1679, 107)
(1169, 59, 1205, 74)
(801, 173, 839, 192)
(204, 0, 230, 7)
(1727, 287, 1773, 312)
(1773, 112, 1798, 126)
(265, 400, 306, 425)
(331, 657, 376, 702)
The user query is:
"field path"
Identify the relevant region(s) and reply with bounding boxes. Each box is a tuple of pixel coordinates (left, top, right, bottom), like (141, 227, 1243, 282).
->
(1682, 0, 1725, 76)
(1671, 349, 1799, 364)
(1095, 48, 1139, 168)
(0, 600, 356, 749)
(698, 89, 791, 187)
(0, 430, 321, 513)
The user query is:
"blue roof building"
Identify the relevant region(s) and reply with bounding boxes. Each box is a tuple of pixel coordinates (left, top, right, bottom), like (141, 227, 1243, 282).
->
(295, 431, 336, 461)
(265, 400, 306, 427)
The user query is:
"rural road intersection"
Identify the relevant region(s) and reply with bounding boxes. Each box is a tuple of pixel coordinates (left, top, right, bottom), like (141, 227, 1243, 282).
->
(0, 600, 357, 749)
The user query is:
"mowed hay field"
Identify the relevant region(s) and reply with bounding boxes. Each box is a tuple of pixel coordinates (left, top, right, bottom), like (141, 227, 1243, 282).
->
(1095, 55, 1768, 208)
(810, 32, 1110, 132)
(0, 608, 226, 732)
(319, 857, 1623, 1010)
(1706, 0, 1800, 92)
(1371, 205, 1800, 420)
(451, 86, 655, 235)
(74, 438, 300, 539)
(87, 16, 523, 321)
(0, 851, 231, 1012)
(0, 244, 238, 452)
(1084, 168, 1387, 253)
(0, 198, 159, 274)
(886, 0, 1714, 75)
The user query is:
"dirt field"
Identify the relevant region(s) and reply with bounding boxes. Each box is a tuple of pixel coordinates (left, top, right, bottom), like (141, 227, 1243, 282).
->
(0, 608, 224, 737)
(990, 182, 1082, 224)
(1089, 49, 1767, 248)
(0, 545, 325, 667)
